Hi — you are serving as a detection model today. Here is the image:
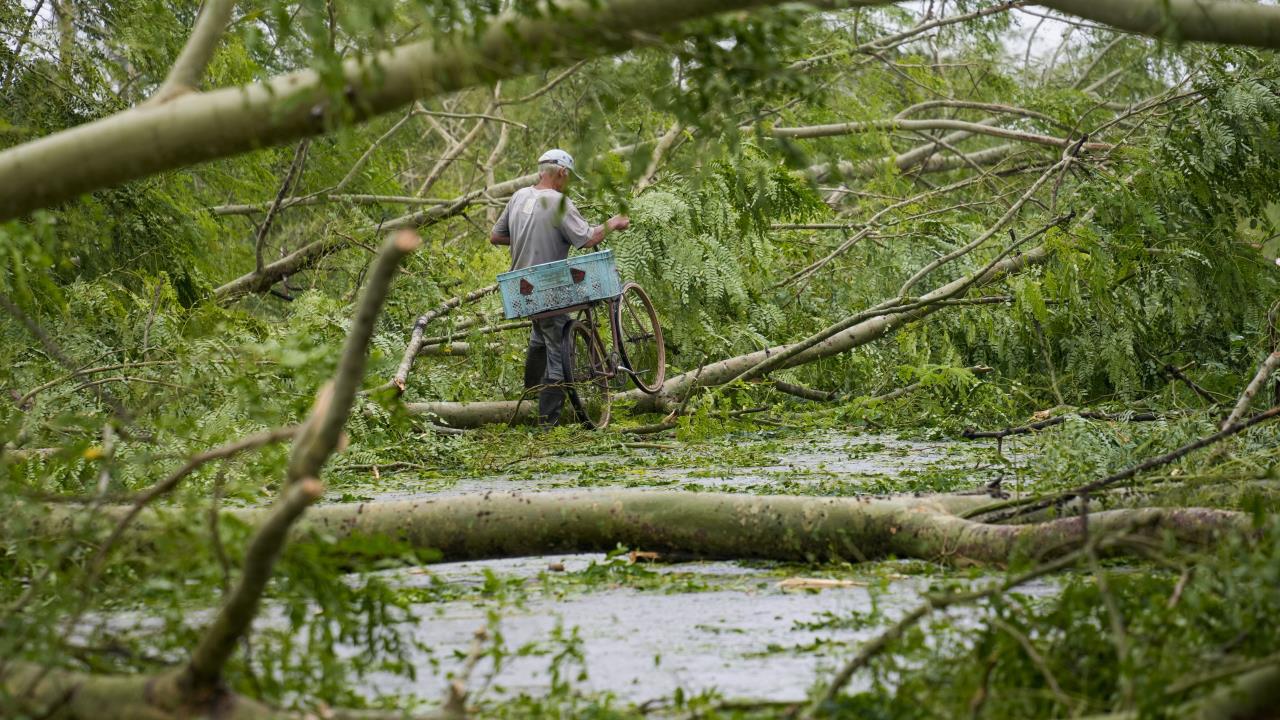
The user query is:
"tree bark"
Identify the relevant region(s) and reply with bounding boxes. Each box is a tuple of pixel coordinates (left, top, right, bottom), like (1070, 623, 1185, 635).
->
(1042, 0, 1280, 49)
(409, 399, 536, 427)
(146, 0, 237, 104)
(0, 0, 792, 221)
(26, 491, 1251, 569)
(809, 141, 1022, 183)
(207, 491, 1256, 568)
(1221, 351, 1280, 430)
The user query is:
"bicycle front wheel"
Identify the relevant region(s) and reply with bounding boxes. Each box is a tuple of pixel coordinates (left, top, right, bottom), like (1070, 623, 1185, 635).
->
(612, 282, 666, 394)
(562, 320, 611, 429)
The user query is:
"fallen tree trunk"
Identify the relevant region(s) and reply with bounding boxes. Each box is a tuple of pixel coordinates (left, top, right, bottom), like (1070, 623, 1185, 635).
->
(409, 245, 1049, 425)
(282, 491, 1248, 566)
(1, 661, 453, 720)
(7, 489, 1259, 719)
(25, 491, 1252, 569)
(410, 399, 536, 427)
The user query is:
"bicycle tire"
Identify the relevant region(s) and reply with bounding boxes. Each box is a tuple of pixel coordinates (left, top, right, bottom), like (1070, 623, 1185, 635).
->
(562, 320, 611, 429)
(611, 282, 666, 394)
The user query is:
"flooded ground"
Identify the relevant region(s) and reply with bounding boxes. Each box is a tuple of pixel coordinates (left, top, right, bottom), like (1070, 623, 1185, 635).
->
(348, 430, 1023, 500)
(328, 430, 1047, 706)
(361, 553, 1057, 706)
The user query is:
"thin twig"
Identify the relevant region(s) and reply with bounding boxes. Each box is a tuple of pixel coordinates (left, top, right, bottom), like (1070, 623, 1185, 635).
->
(977, 406, 1280, 523)
(808, 545, 1097, 716)
(962, 411, 1164, 440)
(254, 140, 311, 275)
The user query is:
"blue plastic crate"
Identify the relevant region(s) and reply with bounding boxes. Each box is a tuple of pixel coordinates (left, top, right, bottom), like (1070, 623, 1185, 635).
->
(497, 250, 622, 319)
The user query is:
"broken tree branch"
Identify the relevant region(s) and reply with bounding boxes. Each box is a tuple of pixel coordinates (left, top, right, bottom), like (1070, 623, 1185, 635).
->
(976, 405, 1280, 524)
(253, 139, 310, 275)
(772, 380, 840, 402)
(722, 213, 1070, 393)
(415, 87, 501, 197)
(775, 173, 996, 288)
(334, 106, 422, 193)
(810, 542, 1101, 716)
(893, 99, 1065, 128)
(774, 118, 1111, 153)
(420, 319, 529, 349)
(962, 411, 1164, 440)
(897, 162, 1066, 297)
(211, 194, 453, 216)
(388, 283, 500, 394)
(0, 290, 130, 420)
(287, 231, 422, 484)
(145, 0, 236, 105)
(636, 121, 683, 192)
(809, 139, 1024, 184)
(1221, 351, 1280, 430)
(496, 60, 588, 106)
(180, 478, 323, 694)
(17, 360, 179, 408)
(5, 0, 1277, 221)
(1163, 362, 1221, 405)
(416, 109, 526, 127)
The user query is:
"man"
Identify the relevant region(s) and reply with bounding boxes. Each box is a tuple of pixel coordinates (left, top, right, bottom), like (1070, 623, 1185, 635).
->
(490, 148, 630, 425)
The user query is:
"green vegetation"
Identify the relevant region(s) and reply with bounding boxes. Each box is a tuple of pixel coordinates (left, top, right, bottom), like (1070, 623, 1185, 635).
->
(3, 0, 1280, 718)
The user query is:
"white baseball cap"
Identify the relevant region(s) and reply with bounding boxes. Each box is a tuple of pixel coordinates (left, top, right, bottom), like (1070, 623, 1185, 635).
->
(538, 148, 575, 175)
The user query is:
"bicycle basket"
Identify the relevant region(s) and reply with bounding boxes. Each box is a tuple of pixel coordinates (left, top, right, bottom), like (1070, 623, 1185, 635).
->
(497, 250, 622, 319)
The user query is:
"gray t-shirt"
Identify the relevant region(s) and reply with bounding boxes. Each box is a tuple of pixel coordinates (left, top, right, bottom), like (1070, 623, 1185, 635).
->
(492, 187, 593, 270)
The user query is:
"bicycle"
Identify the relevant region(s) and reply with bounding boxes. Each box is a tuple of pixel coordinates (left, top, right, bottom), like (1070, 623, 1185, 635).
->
(545, 281, 666, 430)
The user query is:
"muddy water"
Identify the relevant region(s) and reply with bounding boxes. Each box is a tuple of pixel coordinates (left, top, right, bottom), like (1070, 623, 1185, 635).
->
(345, 432, 1042, 705)
(361, 431, 1003, 498)
(361, 555, 1056, 705)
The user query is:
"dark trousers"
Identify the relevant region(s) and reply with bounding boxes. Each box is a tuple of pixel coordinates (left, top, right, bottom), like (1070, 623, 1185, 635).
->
(525, 314, 571, 425)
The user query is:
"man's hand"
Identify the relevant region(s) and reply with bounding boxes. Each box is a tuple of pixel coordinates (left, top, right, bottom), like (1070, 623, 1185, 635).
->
(607, 215, 630, 232)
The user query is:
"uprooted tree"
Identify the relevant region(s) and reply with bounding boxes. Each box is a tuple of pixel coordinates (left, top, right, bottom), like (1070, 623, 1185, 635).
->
(3, 0, 1280, 718)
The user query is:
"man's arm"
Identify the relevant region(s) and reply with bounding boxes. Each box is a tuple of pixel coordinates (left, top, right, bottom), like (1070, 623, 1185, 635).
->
(561, 196, 630, 249)
(583, 215, 630, 248)
(490, 196, 514, 246)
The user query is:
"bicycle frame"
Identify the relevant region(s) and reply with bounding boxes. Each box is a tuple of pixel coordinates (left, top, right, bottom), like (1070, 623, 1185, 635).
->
(572, 297, 635, 384)
(528, 280, 663, 396)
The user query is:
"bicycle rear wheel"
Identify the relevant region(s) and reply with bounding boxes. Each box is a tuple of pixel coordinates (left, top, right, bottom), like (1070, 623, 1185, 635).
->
(612, 282, 666, 394)
(562, 321, 611, 429)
